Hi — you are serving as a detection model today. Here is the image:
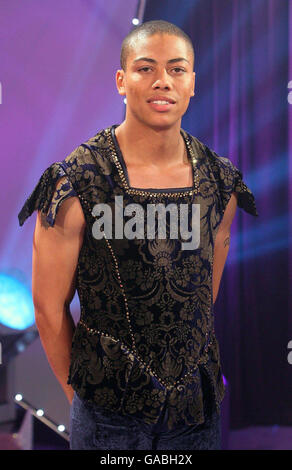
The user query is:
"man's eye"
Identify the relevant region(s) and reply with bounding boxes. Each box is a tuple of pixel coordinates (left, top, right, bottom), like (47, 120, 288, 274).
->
(172, 67, 185, 73)
(138, 67, 152, 72)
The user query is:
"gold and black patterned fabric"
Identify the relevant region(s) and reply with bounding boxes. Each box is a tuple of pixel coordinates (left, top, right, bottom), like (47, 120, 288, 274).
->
(18, 125, 258, 430)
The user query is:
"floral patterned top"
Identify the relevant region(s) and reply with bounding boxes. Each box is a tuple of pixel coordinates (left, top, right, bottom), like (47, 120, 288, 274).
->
(18, 124, 258, 431)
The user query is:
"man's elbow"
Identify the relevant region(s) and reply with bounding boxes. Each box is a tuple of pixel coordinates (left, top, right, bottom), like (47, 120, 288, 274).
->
(215, 227, 231, 248)
(33, 298, 67, 325)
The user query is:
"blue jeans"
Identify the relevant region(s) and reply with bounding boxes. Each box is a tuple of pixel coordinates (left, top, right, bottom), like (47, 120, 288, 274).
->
(69, 391, 221, 450)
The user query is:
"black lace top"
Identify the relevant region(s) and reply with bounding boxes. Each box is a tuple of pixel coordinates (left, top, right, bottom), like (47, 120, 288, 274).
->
(18, 125, 258, 430)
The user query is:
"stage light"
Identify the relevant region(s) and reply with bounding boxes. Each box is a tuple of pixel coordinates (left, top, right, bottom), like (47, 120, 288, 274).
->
(132, 18, 139, 25)
(0, 272, 38, 372)
(14, 395, 69, 442)
(16, 341, 25, 353)
(0, 273, 34, 331)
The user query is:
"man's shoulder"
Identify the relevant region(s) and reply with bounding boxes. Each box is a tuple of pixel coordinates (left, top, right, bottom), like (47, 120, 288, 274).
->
(61, 125, 114, 174)
(183, 128, 235, 171)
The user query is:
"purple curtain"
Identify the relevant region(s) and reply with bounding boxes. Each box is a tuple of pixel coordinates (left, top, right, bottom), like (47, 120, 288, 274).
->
(0, 0, 137, 292)
(0, 0, 138, 429)
(144, 0, 292, 427)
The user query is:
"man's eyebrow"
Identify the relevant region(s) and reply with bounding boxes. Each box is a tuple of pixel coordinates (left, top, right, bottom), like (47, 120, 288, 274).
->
(133, 57, 190, 64)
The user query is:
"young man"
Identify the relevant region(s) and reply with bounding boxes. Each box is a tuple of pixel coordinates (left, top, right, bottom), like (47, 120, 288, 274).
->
(18, 20, 258, 450)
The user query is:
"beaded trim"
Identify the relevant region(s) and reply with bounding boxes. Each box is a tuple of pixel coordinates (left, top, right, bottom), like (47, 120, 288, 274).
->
(105, 126, 200, 198)
(103, 233, 138, 360)
(78, 318, 213, 392)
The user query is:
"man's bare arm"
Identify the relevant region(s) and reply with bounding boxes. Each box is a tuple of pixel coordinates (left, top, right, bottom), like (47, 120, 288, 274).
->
(32, 178, 86, 404)
(212, 192, 238, 304)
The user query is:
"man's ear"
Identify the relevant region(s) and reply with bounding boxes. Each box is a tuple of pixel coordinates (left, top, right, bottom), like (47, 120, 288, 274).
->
(191, 71, 196, 97)
(116, 69, 126, 96)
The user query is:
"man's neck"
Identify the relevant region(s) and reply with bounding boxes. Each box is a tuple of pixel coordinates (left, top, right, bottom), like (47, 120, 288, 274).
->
(114, 119, 187, 168)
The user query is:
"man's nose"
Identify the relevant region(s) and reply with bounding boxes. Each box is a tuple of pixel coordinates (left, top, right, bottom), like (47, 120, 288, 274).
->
(152, 69, 171, 89)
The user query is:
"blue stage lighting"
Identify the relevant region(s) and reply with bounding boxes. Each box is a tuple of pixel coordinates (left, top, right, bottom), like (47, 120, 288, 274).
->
(0, 273, 35, 330)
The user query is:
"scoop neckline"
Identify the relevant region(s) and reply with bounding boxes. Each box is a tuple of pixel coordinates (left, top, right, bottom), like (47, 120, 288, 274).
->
(110, 124, 195, 193)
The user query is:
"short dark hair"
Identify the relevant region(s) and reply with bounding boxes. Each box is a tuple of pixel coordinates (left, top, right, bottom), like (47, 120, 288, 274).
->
(120, 20, 195, 71)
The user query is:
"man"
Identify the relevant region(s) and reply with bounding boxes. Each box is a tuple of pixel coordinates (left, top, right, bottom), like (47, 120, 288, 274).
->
(18, 20, 258, 450)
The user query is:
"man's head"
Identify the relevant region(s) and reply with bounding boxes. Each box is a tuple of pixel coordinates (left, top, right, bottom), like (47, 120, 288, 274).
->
(116, 20, 196, 130)
(120, 20, 195, 72)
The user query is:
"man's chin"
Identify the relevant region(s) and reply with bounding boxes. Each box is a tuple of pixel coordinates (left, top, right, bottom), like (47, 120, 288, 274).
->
(143, 116, 181, 132)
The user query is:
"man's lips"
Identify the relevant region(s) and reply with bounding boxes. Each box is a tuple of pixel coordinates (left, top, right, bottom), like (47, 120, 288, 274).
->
(147, 96, 176, 104)
(146, 97, 176, 112)
(147, 102, 175, 112)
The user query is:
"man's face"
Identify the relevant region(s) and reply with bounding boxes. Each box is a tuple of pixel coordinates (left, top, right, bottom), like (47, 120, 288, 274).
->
(116, 33, 195, 130)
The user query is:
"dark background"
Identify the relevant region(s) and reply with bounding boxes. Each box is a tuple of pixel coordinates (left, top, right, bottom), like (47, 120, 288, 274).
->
(144, 0, 292, 428)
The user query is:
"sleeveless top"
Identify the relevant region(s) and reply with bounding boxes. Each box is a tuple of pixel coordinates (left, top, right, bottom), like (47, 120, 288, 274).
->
(18, 124, 258, 430)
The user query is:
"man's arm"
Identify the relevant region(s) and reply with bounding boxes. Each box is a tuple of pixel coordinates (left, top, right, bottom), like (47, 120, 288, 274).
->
(212, 192, 238, 304)
(32, 178, 86, 404)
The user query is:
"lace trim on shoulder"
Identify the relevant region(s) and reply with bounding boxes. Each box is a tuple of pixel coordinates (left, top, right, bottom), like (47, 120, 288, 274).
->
(18, 162, 78, 227)
(207, 150, 258, 217)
